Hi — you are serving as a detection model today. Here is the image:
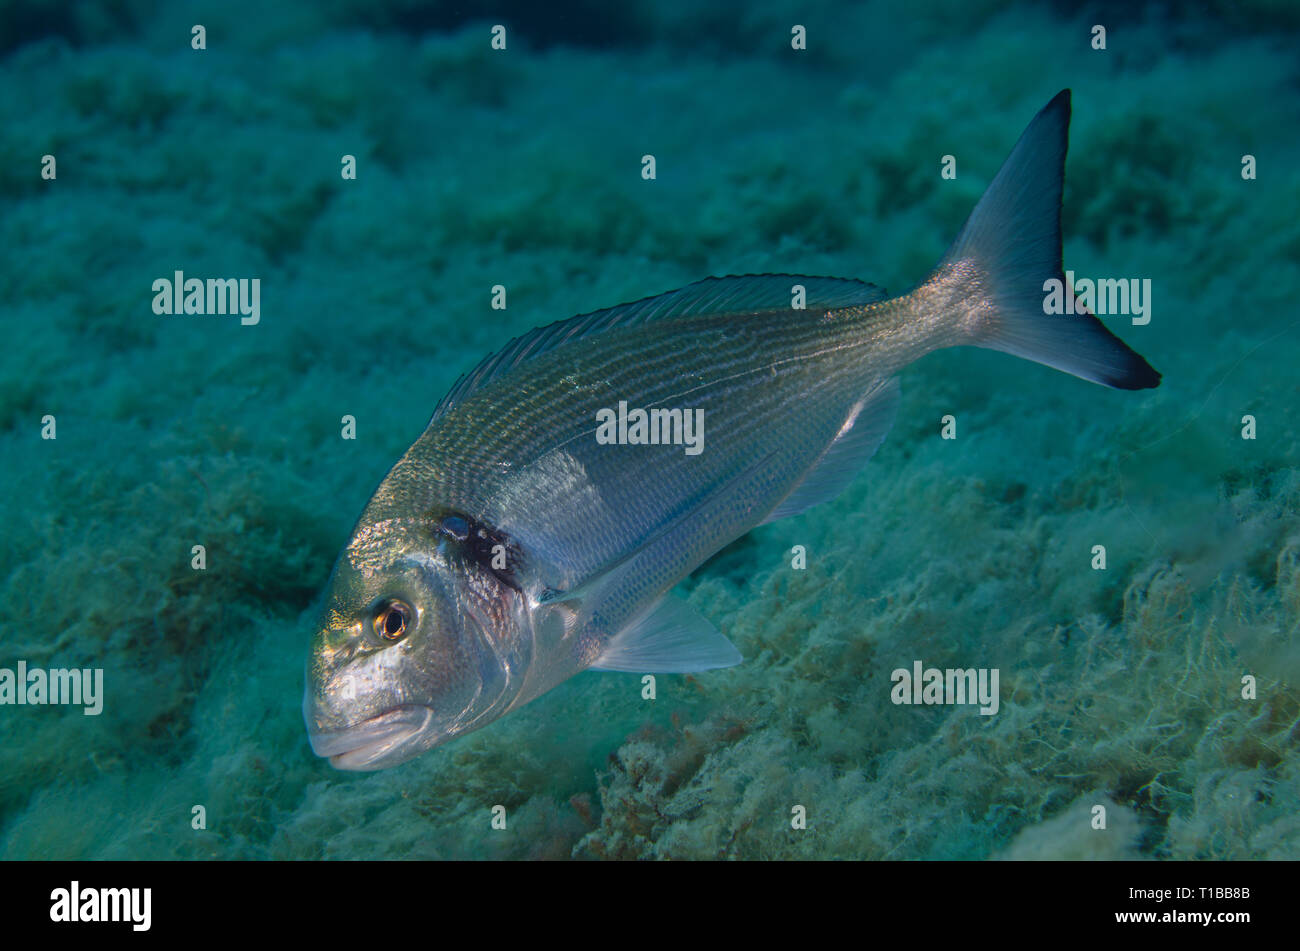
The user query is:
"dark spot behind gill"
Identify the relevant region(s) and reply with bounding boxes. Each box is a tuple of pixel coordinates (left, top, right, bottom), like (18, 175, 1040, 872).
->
(432, 509, 524, 593)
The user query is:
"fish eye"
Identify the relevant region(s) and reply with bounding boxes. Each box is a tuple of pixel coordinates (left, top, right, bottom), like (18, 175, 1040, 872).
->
(373, 599, 412, 642)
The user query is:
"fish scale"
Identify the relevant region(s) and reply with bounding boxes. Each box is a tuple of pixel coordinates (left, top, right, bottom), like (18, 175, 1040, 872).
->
(426, 309, 897, 537)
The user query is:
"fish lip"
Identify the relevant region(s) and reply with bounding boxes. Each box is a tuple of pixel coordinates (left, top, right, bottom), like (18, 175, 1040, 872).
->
(308, 705, 433, 771)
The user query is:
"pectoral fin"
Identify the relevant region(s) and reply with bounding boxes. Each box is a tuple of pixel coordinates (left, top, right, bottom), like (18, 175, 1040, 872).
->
(762, 376, 899, 524)
(590, 596, 742, 673)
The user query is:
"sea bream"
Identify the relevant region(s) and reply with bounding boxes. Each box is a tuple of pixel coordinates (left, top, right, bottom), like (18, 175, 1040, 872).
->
(304, 89, 1159, 770)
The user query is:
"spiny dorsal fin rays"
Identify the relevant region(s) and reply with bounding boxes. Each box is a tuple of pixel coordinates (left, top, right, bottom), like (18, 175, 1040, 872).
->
(427, 274, 888, 426)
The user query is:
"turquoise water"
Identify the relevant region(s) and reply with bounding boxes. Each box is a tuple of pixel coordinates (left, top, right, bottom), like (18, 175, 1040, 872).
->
(1, 0, 1297, 859)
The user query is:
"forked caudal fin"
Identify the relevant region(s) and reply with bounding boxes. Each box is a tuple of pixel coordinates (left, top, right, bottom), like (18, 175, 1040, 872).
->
(935, 89, 1160, 391)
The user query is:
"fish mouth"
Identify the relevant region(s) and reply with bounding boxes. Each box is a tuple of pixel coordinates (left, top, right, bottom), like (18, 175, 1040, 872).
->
(308, 705, 434, 771)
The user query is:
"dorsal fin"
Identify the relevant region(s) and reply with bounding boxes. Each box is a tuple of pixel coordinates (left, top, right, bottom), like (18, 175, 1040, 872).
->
(428, 274, 888, 424)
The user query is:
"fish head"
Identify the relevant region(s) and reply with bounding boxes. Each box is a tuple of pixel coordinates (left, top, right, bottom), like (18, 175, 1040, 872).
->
(303, 513, 529, 770)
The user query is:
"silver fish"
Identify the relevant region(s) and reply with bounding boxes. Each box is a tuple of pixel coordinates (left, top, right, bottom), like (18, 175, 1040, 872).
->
(304, 89, 1159, 770)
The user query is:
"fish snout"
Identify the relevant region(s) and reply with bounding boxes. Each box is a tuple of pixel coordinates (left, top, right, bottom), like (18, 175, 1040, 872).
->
(305, 702, 435, 771)
(303, 633, 439, 770)
(302, 627, 365, 737)
(302, 683, 349, 739)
